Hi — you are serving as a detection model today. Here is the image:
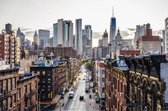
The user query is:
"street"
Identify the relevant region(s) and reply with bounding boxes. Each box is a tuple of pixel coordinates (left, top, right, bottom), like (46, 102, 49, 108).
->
(54, 65, 99, 111)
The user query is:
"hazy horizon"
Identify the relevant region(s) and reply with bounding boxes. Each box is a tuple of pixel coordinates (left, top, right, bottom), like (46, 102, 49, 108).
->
(0, 0, 168, 47)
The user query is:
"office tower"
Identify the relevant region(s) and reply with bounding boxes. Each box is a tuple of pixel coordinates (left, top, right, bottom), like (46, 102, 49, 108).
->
(38, 29, 50, 49)
(57, 19, 64, 46)
(165, 17, 168, 54)
(82, 29, 87, 57)
(0, 24, 18, 65)
(25, 39, 32, 50)
(53, 23, 58, 47)
(33, 31, 39, 50)
(63, 20, 73, 47)
(102, 29, 108, 47)
(53, 19, 73, 47)
(109, 8, 116, 45)
(137, 23, 161, 54)
(134, 24, 147, 49)
(17, 28, 25, 51)
(85, 25, 92, 47)
(73, 35, 75, 49)
(48, 37, 53, 47)
(75, 19, 83, 56)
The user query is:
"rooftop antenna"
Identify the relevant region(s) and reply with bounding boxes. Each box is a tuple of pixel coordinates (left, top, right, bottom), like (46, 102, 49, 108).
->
(112, 7, 114, 17)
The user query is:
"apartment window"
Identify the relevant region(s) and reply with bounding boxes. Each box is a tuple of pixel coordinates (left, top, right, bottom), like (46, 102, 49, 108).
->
(10, 78, 12, 90)
(14, 94, 16, 106)
(29, 84, 32, 92)
(118, 80, 120, 92)
(14, 77, 16, 88)
(48, 93, 51, 99)
(18, 89, 21, 100)
(3, 99, 8, 110)
(6, 79, 8, 92)
(10, 96, 12, 108)
(0, 80, 3, 94)
(42, 71, 45, 76)
(25, 85, 27, 93)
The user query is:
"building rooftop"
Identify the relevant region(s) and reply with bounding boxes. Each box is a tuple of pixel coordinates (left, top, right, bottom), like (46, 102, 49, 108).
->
(18, 72, 38, 82)
(31, 56, 65, 68)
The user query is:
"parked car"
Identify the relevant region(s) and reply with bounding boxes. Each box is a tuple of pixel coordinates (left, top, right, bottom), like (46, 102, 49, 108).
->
(95, 96, 99, 103)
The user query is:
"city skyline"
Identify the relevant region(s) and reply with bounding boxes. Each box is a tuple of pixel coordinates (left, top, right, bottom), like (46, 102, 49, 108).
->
(0, 0, 168, 31)
(0, 0, 168, 47)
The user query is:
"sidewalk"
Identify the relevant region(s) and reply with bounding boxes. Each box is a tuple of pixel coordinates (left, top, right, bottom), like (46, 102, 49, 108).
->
(40, 94, 61, 105)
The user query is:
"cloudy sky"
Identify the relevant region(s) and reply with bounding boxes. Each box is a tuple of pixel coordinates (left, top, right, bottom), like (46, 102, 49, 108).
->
(0, 0, 168, 46)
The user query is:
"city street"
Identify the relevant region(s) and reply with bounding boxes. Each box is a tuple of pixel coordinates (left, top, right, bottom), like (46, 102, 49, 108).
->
(54, 65, 99, 111)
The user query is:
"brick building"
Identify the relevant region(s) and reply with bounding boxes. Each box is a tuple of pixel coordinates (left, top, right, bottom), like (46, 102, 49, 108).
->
(105, 59, 127, 111)
(0, 68, 19, 111)
(0, 60, 38, 111)
(45, 47, 77, 58)
(0, 23, 20, 65)
(30, 56, 67, 107)
(104, 54, 167, 111)
(17, 73, 38, 111)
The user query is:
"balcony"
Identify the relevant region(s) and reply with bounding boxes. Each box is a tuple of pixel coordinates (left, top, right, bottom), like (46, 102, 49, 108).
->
(25, 104, 37, 111)
(25, 90, 37, 98)
(0, 91, 12, 101)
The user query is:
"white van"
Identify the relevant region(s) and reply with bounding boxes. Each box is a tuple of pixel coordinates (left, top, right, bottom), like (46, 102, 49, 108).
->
(69, 91, 74, 99)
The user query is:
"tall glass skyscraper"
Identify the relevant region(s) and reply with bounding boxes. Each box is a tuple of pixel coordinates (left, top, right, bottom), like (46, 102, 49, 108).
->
(53, 23, 58, 47)
(53, 19, 73, 47)
(109, 9, 116, 45)
(75, 19, 83, 56)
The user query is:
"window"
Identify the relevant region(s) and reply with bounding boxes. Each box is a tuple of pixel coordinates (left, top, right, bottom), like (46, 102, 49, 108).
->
(0, 81, 3, 94)
(6, 79, 8, 92)
(10, 78, 12, 90)
(25, 85, 27, 93)
(14, 78, 16, 88)
(14, 94, 16, 106)
(42, 71, 45, 76)
(10, 96, 12, 108)
(48, 93, 51, 99)
(18, 89, 21, 100)
(29, 84, 32, 92)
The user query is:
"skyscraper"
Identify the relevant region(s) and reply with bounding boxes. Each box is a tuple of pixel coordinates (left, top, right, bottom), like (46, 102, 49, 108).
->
(102, 29, 108, 47)
(38, 29, 50, 49)
(85, 25, 92, 47)
(165, 17, 168, 54)
(109, 8, 116, 45)
(53, 23, 58, 47)
(53, 19, 73, 47)
(75, 19, 83, 55)
(33, 30, 39, 50)
(63, 20, 73, 47)
(57, 19, 64, 46)
(17, 28, 25, 51)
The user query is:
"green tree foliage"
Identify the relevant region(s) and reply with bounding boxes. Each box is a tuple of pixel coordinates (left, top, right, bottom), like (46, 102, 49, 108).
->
(85, 60, 93, 71)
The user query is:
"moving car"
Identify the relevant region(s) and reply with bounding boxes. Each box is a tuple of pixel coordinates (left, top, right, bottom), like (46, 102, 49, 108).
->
(79, 95, 84, 101)
(69, 91, 74, 99)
